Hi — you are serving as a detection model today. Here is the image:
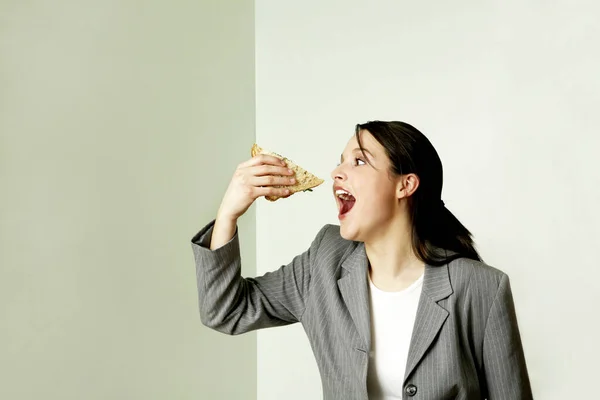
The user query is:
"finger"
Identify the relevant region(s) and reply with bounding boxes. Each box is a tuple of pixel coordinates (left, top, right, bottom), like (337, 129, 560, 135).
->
(251, 175, 296, 187)
(241, 154, 286, 168)
(255, 187, 292, 198)
(249, 165, 294, 177)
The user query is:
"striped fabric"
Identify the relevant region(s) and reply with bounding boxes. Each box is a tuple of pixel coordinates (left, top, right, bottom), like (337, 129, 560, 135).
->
(191, 220, 533, 399)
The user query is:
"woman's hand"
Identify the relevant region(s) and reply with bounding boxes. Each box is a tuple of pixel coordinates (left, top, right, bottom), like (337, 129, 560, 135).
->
(216, 154, 296, 222)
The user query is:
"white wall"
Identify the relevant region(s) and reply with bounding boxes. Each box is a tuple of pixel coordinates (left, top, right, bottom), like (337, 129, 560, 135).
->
(255, 1, 600, 399)
(0, 1, 257, 399)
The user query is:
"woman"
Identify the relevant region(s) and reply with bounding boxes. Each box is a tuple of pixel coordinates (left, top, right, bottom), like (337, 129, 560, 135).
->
(191, 121, 533, 399)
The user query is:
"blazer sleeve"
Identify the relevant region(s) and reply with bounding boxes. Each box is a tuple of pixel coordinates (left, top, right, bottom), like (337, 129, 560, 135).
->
(190, 219, 329, 335)
(482, 273, 534, 399)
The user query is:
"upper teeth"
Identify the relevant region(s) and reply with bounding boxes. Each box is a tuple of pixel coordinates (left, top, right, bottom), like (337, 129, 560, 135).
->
(336, 189, 354, 200)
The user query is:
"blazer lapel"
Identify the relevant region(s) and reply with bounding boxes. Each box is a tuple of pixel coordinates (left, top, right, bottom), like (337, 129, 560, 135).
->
(337, 242, 371, 352)
(403, 262, 453, 382)
(336, 241, 454, 381)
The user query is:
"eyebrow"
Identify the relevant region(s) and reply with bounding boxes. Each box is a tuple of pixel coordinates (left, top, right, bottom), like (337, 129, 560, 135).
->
(340, 147, 374, 163)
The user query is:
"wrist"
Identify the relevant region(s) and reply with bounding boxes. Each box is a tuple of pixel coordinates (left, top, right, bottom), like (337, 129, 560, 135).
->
(216, 210, 238, 225)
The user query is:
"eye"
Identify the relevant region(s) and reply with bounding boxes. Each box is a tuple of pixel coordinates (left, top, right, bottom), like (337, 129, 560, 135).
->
(354, 158, 366, 166)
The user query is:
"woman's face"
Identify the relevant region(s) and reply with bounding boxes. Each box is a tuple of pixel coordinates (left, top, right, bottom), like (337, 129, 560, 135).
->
(330, 130, 402, 242)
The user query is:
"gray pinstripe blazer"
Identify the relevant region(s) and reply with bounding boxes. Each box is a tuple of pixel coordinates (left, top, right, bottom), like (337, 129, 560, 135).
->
(191, 220, 533, 400)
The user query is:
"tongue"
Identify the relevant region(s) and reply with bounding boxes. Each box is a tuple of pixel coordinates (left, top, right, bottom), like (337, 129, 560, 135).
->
(340, 199, 356, 215)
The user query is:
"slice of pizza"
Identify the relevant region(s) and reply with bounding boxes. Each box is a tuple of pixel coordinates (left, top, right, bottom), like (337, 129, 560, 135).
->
(251, 144, 324, 202)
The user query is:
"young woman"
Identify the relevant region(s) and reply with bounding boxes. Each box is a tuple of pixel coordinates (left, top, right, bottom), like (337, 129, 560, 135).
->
(191, 121, 533, 399)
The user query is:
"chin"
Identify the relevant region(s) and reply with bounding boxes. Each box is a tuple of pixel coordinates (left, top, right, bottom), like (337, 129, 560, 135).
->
(339, 223, 361, 242)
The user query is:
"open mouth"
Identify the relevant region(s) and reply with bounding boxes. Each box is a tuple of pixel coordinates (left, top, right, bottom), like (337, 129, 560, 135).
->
(335, 189, 356, 217)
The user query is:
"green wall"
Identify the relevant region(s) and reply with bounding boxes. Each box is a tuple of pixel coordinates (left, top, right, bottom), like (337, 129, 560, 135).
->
(0, 1, 257, 399)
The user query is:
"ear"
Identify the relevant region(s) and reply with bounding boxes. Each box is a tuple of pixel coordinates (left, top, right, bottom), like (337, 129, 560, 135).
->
(396, 173, 420, 200)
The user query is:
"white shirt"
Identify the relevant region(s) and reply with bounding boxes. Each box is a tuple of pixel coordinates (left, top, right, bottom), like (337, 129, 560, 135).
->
(366, 272, 424, 400)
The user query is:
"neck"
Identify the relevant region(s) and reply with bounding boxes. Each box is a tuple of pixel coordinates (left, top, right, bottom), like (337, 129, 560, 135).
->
(364, 214, 424, 280)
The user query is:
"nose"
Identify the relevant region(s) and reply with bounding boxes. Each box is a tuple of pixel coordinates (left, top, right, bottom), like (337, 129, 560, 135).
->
(330, 163, 347, 182)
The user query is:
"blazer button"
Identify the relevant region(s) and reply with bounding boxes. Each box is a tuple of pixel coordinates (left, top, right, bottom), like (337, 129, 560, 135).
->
(405, 384, 417, 397)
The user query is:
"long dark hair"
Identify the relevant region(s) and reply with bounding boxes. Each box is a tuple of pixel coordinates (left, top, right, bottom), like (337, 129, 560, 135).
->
(355, 120, 481, 266)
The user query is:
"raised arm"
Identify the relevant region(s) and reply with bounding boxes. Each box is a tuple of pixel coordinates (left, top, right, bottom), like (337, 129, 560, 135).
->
(191, 221, 329, 334)
(191, 150, 325, 334)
